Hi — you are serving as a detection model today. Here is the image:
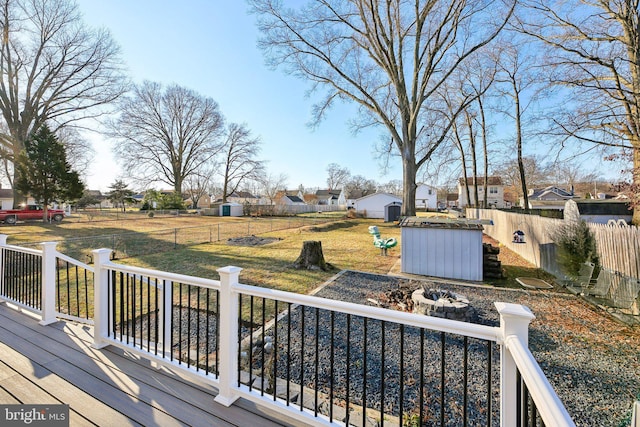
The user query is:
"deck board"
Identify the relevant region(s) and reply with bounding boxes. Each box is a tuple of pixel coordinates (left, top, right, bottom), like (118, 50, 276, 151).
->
(0, 303, 299, 427)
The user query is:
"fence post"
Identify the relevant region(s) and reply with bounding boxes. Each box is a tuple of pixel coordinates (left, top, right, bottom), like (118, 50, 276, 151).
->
(0, 235, 7, 298)
(39, 242, 58, 326)
(496, 302, 535, 427)
(92, 248, 113, 349)
(214, 265, 242, 407)
(157, 279, 172, 356)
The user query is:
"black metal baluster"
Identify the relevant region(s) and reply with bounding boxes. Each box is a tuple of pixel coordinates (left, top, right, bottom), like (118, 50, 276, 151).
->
(300, 305, 305, 411)
(147, 276, 151, 350)
(399, 324, 405, 427)
(178, 282, 183, 365)
(237, 294, 243, 386)
(196, 286, 201, 372)
(119, 272, 124, 342)
(440, 332, 445, 426)
(261, 297, 266, 396)
(286, 302, 291, 406)
(205, 287, 210, 374)
(84, 268, 89, 319)
(381, 320, 386, 427)
(249, 295, 254, 391)
(463, 336, 468, 426)
(273, 299, 278, 401)
(362, 317, 368, 423)
(75, 265, 80, 317)
(132, 273, 137, 347)
(66, 261, 71, 314)
(345, 313, 351, 423)
(329, 310, 334, 422)
(487, 342, 492, 427)
(154, 278, 159, 355)
(187, 284, 192, 369)
(107, 270, 112, 338)
(516, 370, 522, 427)
(170, 281, 175, 362)
(139, 275, 143, 348)
(314, 307, 319, 416)
(420, 328, 425, 426)
(216, 289, 220, 376)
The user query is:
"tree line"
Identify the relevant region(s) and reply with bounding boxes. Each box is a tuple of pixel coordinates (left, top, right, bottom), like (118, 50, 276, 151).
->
(1, 0, 639, 222)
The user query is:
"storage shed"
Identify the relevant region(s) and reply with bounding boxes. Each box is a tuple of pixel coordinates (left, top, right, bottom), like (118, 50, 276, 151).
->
(219, 202, 243, 217)
(385, 202, 402, 222)
(399, 217, 484, 281)
(354, 193, 402, 219)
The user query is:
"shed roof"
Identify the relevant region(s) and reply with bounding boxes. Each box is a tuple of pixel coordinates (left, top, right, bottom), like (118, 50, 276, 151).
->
(398, 216, 486, 230)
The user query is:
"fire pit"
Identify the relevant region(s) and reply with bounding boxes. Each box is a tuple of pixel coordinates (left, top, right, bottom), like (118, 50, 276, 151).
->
(411, 287, 473, 322)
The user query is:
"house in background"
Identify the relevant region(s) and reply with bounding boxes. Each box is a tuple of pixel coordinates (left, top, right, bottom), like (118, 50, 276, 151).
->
(353, 193, 402, 219)
(316, 189, 346, 206)
(275, 190, 306, 205)
(523, 186, 577, 210)
(0, 189, 14, 210)
(570, 199, 632, 224)
(225, 191, 260, 205)
(415, 183, 438, 210)
(458, 176, 505, 208)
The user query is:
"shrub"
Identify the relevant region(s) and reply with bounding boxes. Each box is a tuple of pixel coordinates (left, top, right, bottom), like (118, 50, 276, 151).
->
(552, 220, 599, 276)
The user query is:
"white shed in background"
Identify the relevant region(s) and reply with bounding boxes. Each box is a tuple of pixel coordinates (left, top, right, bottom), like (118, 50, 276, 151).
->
(219, 202, 243, 217)
(400, 217, 484, 281)
(354, 193, 402, 219)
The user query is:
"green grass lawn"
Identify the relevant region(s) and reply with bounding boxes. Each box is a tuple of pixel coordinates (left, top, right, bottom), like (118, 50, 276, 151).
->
(1, 214, 546, 294)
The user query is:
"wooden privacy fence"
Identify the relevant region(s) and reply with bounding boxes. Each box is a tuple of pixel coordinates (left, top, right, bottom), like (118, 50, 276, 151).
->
(468, 209, 640, 280)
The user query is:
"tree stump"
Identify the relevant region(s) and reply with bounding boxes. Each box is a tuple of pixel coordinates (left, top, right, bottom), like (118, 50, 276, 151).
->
(292, 241, 332, 271)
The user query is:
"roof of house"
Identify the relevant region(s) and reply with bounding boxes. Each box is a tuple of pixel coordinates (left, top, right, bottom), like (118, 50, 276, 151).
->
(228, 191, 258, 199)
(285, 195, 304, 203)
(355, 192, 402, 202)
(529, 186, 574, 200)
(458, 176, 503, 186)
(316, 189, 342, 199)
(303, 194, 318, 203)
(446, 193, 458, 202)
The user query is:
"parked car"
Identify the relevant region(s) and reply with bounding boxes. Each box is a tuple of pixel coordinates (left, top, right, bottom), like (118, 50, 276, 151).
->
(0, 205, 65, 224)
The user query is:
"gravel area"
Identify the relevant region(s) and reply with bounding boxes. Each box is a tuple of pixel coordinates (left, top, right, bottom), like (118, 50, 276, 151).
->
(305, 270, 639, 427)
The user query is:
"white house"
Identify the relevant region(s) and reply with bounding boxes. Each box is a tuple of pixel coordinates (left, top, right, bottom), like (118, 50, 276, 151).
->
(458, 176, 505, 208)
(316, 189, 346, 206)
(415, 183, 438, 210)
(354, 193, 402, 219)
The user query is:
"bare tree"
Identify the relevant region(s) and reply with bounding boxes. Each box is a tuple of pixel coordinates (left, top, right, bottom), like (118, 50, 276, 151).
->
(184, 171, 212, 208)
(110, 81, 225, 194)
(518, 0, 640, 222)
(0, 0, 127, 203)
(377, 179, 403, 197)
(325, 163, 350, 190)
(259, 172, 288, 204)
(343, 175, 377, 199)
(219, 123, 264, 203)
(251, 0, 515, 216)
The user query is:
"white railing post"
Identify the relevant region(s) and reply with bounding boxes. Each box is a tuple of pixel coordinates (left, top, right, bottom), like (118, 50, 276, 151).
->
(39, 242, 58, 325)
(92, 248, 112, 349)
(214, 265, 242, 407)
(0, 235, 7, 300)
(157, 279, 172, 356)
(495, 302, 535, 427)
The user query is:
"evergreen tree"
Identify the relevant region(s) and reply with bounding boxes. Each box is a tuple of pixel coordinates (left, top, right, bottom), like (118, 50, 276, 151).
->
(14, 124, 84, 222)
(107, 180, 136, 212)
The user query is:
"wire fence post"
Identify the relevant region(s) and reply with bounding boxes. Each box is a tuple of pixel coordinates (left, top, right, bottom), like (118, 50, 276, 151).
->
(174, 228, 177, 249)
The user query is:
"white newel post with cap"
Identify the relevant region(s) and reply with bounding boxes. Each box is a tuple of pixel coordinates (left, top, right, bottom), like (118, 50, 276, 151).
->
(496, 302, 535, 427)
(92, 248, 112, 349)
(39, 241, 58, 325)
(215, 265, 242, 407)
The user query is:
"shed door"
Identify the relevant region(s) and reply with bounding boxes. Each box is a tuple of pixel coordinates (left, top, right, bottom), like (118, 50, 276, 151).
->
(387, 205, 401, 222)
(222, 205, 231, 216)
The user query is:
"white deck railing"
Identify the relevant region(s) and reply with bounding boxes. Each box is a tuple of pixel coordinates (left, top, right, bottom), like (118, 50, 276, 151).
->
(0, 236, 576, 427)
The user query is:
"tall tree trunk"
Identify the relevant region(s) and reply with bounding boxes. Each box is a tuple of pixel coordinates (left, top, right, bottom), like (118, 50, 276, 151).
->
(478, 98, 489, 208)
(401, 152, 417, 217)
(513, 83, 528, 212)
(468, 114, 479, 208)
(633, 146, 640, 225)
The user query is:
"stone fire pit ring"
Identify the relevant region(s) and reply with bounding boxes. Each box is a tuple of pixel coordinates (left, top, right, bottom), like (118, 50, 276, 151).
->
(411, 288, 472, 322)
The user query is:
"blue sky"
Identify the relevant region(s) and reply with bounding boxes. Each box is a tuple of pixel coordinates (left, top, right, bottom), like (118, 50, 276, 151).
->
(76, 0, 398, 192)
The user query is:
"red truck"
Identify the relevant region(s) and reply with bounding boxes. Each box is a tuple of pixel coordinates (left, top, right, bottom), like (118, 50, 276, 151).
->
(0, 205, 65, 224)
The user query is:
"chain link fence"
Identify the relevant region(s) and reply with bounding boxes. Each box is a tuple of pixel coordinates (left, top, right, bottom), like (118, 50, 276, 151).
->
(15, 217, 331, 262)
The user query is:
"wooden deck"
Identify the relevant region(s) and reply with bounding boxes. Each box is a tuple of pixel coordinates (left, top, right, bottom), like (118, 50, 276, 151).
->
(0, 303, 302, 426)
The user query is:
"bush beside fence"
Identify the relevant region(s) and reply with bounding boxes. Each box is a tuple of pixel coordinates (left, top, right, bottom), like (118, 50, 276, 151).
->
(469, 209, 640, 280)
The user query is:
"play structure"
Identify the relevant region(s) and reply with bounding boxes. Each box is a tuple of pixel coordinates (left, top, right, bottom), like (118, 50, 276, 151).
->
(368, 225, 398, 255)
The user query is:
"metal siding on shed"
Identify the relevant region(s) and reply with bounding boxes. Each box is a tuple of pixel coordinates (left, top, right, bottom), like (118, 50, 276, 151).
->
(401, 226, 482, 281)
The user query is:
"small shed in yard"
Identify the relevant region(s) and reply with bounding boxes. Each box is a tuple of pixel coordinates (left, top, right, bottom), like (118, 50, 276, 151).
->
(385, 202, 402, 222)
(400, 216, 484, 281)
(219, 202, 243, 217)
(354, 193, 402, 219)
